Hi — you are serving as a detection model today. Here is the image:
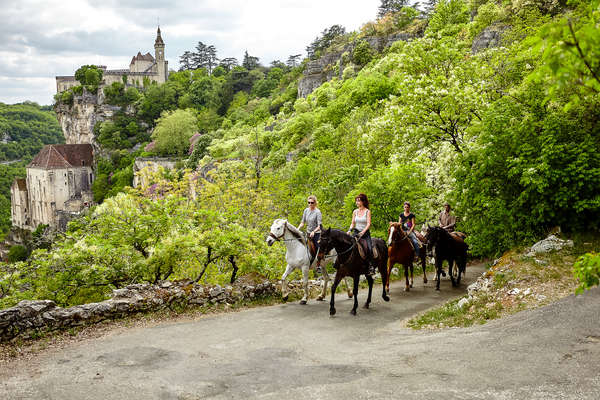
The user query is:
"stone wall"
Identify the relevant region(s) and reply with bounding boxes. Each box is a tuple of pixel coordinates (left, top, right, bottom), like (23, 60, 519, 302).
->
(0, 279, 278, 342)
(133, 157, 178, 188)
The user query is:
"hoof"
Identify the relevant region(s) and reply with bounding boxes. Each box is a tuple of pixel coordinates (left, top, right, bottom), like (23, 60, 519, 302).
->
(300, 300, 307, 305)
(423, 278, 428, 284)
(330, 308, 336, 316)
(282, 295, 289, 301)
(436, 287, 440, 291)
(316, 296, 325, 302)
(363, 303, 370, 309)
(410, 283, 414, 288)
(383, 295, 390, 302)
(404, 286, 410, 292)
(350, 309, 357, 316)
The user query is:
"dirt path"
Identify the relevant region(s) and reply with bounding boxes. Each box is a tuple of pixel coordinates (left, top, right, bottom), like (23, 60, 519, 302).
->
(1, 264, 599, 399)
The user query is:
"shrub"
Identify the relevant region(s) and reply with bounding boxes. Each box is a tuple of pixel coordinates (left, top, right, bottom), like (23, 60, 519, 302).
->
(7, 245, 28, 263)
(573, 253, 600, 294)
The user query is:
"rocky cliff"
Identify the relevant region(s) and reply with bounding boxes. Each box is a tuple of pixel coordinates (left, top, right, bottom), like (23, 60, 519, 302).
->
(54, 91, 129, 147)
(298, 32, 416, 98)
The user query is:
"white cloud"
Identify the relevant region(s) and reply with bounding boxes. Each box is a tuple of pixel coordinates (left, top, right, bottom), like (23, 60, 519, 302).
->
(0, 0, 379, 105)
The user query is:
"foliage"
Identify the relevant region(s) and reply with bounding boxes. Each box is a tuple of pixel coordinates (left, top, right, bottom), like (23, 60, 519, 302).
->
(426, 0, 470, 37)
(0, 102, 63, 161)
(528, 0, 600, 107)
(103, 82, 141, 106)
(74, 65, 104, 93)
(151, 109, 198, 156)
(7, 245, 28, 263)
(352, 40, 375, 66)
(307, 25, 347, 59)
(378, 0, 410, 19)
(573, 252, 600, 293)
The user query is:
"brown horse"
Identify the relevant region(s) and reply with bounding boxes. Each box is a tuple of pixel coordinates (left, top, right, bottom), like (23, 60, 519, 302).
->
(317, 228, 390, 316)
(386, 222, 428, 292)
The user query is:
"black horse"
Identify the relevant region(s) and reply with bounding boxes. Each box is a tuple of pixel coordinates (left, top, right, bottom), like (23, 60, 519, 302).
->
(317, 228, 390, 316)
(425, 226, 468, 290)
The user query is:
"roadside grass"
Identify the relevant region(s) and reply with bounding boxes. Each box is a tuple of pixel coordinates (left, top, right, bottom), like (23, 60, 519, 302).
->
(407, 232, 600, 330)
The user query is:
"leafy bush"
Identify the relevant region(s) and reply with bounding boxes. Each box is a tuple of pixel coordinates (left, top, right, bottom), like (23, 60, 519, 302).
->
(352, 40, 374, 66)
(151, 109, 198, 156)
(574, 253, 600, 293)
(7, 245, 28, 263)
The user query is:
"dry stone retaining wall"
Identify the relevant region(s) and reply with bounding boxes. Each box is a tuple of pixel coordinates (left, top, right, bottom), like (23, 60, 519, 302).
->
(0, 280, 278, 342)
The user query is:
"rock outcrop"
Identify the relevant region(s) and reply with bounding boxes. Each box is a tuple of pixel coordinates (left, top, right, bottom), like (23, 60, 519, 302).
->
(54, 91, 132, 147)
(471, 24, 509, 53)
(298, 32, 417, 98)
(525, 234, 574, 257)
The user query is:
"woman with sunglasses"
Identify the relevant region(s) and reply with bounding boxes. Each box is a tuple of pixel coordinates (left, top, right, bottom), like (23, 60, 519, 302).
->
(298, 195, 323, 271)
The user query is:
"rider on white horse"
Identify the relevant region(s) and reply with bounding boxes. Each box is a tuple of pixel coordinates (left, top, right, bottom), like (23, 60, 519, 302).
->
(297, 195, 322, 273)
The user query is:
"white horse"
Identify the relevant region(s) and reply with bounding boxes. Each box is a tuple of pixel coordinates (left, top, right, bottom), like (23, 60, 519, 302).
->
(267, 218, 342, 304)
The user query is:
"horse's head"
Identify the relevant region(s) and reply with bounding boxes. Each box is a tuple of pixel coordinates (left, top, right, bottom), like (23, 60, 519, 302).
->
(425, 226, 443, 247)
(266, 218, 287, 246)
(387, 222, 406, 246)
(317, 227, 332, 260)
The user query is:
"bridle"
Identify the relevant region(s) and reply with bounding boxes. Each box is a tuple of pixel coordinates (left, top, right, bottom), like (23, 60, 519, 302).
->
(268, 221, 305, 243)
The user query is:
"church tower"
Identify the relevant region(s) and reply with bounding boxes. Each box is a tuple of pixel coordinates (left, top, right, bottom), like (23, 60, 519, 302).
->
(154, 26, 167, 83)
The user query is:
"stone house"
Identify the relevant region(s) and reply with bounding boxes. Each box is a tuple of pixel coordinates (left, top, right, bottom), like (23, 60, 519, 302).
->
(11, 144, 95, 231)
(55, 27, 168, 93)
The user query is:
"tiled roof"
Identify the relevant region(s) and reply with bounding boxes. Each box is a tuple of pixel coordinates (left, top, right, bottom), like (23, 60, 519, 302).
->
(130, 52, 155, 65)
(12, 178, 27, 191)
(28, 144, 93, 169)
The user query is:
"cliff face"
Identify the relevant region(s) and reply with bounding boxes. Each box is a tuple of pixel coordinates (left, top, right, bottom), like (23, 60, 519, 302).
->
(298, 32, 416, 98)
(54, 91, 125, 147)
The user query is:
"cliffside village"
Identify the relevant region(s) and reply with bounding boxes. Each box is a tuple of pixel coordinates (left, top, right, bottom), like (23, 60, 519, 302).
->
(10, 27, 168, 233)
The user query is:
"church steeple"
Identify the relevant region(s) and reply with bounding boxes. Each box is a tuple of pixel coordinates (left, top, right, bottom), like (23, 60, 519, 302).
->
(154, 25, 167, 83)
(154, 26, 164, 47)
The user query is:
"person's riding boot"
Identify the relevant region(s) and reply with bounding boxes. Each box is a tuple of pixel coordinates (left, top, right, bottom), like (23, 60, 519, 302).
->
(315, 260, 322, 275)
(368, 260, 376, 276)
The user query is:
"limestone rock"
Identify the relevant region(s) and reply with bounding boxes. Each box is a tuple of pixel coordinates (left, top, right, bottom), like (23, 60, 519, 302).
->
(471, 25, 509, 53)
(526, 235, 574, 257)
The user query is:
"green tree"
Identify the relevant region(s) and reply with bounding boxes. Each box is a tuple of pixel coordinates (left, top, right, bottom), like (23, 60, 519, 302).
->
(151, 109, 198, 156)
(74, 65, 104, 92)
(377, 0, 409, 19)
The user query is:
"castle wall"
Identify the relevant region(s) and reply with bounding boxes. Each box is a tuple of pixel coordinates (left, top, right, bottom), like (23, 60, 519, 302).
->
(10, 183, 29, 229)
(130, 59, 154, 73)
(27, 167, 94, 229)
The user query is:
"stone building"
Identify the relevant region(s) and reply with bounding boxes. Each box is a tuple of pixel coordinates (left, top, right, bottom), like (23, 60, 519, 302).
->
(55, 27, 168, 93)
(11, 144, 94, 231)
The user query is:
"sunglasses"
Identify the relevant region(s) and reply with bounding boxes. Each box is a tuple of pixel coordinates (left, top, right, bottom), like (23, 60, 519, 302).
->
(308, 201, 315, 204)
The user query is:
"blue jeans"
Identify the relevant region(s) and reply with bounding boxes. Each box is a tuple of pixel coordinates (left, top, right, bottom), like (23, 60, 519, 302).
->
(406, 231, 420, 257)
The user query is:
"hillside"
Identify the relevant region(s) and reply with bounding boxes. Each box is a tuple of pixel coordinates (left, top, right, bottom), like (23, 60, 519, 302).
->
(0, 102, 64, 238)
(1, 0, 599, 310)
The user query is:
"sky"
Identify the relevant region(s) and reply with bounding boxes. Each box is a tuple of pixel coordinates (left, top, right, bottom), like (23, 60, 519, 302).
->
(0, 0, 380, 105)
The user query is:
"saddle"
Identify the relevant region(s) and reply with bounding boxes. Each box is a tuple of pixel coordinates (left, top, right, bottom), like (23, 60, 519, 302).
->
(355, 237, 379, 260)
(307, 239, 317, 262)
(450, 231, 467, 240)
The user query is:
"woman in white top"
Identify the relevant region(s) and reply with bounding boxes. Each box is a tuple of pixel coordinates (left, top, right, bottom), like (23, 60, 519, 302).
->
(347, 193, 375, 275)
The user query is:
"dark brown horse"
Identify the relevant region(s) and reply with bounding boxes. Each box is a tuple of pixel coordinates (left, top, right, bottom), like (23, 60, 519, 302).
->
(386, 223, 428, 292)
(317, 228, 390, 316)
(425, 226, 468, 290)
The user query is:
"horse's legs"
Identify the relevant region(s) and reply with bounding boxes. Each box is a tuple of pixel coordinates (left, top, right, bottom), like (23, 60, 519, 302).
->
(421, 251, 428, 284)
(317, 265, 329, 301)
(329, 272, 343, 316)
(350, 273, 360, 315)
(435, 258, 442, 291)
(344, 277, 353, 298)
(386, 256, 393, 293)
(281, 264, 294, 301)
(449, 259, 456, 287)
(404, 263, 410, 292)
(380, 259, 390, 302)
(364, 274, 374, 309)
(300, 265, 309, 304)
(409, 262, 414, 288)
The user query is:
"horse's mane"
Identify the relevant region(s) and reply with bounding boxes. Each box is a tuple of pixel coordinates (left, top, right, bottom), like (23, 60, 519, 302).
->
(327, 228, 353, 244)
(284, 221, 306, 243)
